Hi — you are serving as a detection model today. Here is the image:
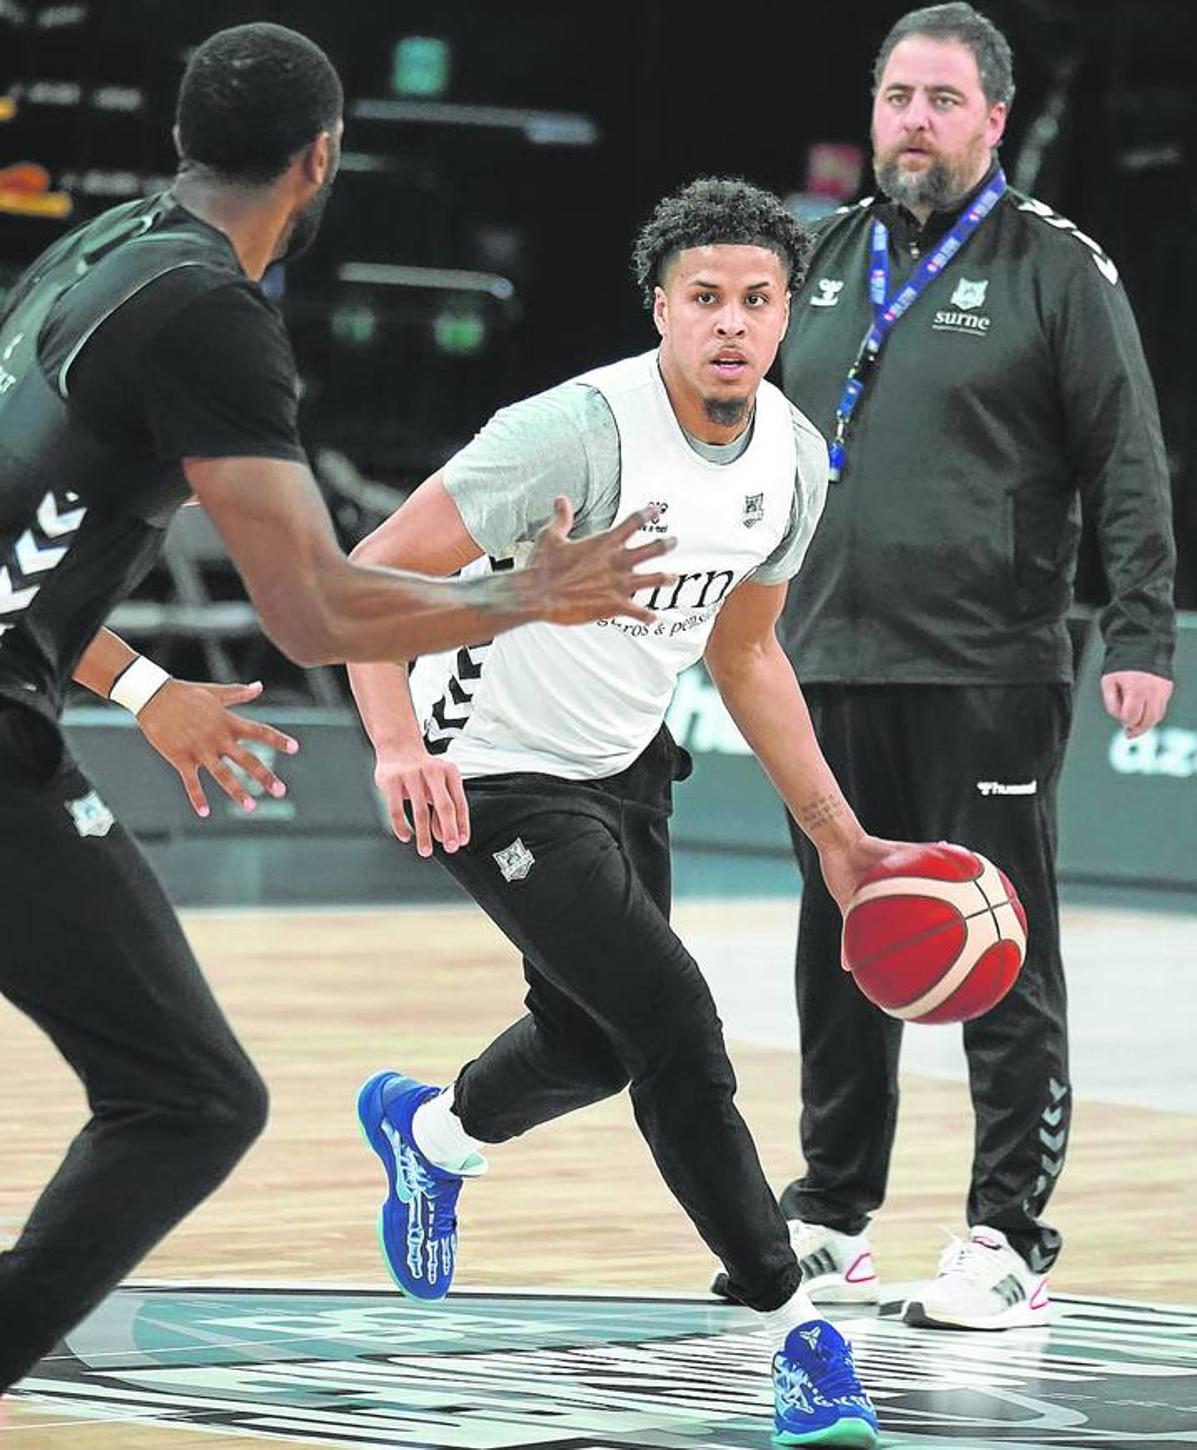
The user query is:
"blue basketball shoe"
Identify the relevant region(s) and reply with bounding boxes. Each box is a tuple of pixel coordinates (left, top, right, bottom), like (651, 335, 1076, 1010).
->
(773, 1319, 879, 1446)
(356, 1070, 485, 1301)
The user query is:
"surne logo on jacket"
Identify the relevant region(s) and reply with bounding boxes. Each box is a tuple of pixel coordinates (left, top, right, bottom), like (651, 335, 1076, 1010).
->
(932, 278, 993, 337)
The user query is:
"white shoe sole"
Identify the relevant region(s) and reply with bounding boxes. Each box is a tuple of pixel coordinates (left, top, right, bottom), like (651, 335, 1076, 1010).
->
(807, 1274, 882, 1305)
(903, 1297, 1050, 1330)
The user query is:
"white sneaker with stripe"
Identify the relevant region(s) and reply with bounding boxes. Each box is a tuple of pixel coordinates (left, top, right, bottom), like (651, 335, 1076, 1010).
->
(787, 1220, 881, 1305)
(903, 1225, 1050, 1330)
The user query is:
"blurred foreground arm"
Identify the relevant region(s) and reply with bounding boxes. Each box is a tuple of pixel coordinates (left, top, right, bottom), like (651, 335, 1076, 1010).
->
(184, 457, 674, 667)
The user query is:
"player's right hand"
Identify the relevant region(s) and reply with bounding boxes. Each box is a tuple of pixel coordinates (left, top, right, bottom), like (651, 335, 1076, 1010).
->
(375, 750, 470, 857)
(525, 496, 677, 626)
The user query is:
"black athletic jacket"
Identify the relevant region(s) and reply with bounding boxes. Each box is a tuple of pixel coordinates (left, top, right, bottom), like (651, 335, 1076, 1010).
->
(780, 167, 1176, 685)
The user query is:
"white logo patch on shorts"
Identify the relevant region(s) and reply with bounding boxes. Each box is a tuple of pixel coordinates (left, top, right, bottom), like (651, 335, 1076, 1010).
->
(976, 779, 1038, 796)
(493, 837, 535, 881)
(66, 789, 115, 837)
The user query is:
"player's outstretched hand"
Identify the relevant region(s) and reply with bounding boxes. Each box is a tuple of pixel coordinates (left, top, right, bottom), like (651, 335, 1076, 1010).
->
(375, 749, 470, 857)
(137, 679, 299, 817)
(525, 496, 677, 626)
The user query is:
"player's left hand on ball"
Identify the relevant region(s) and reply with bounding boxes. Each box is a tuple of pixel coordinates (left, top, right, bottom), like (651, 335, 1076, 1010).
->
(137, 679, 299, 817)
(1100, 670, 1172, 739)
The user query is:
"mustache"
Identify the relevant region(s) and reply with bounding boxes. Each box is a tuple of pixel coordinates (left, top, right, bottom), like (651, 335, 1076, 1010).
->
(882, 136, 940, 161)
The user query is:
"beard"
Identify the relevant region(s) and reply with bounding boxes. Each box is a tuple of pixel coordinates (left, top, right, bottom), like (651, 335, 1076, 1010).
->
(279, 174, 335, 261)
(874, 135, 989, 215)
(702, 395, 751, 429)
(277, 131, 341, 262)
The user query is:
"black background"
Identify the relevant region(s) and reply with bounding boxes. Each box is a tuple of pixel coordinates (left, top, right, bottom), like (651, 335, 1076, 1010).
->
(3, 0, 1194, 609)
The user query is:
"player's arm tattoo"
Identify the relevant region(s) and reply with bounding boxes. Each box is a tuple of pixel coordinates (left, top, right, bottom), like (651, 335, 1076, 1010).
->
(795, 791, 847, 835)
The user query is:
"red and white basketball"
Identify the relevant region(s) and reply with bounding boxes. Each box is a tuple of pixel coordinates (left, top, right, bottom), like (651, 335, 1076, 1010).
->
(842, 843, 1027, 1024)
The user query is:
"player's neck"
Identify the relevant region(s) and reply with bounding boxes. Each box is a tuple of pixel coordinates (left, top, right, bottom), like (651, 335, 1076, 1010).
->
(171, 173, 288, 281)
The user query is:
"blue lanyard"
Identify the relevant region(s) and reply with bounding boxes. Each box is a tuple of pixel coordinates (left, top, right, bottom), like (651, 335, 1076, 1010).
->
(827, 170, 1007, 482)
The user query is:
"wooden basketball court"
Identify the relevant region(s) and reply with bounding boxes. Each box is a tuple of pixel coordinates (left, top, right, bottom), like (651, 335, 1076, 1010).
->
(2, 902, 1193, 1448)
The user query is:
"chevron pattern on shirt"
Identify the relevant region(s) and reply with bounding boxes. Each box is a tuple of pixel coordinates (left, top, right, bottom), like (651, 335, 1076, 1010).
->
(422, 556, 512, 755)
(425, 643, 488, 755)
(0, 489, 87, 640)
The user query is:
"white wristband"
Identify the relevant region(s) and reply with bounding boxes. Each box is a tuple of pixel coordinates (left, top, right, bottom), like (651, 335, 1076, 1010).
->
(109, 655, 171, 715)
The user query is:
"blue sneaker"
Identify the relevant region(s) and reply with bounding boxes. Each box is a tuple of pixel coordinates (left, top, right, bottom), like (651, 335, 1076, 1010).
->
(356, 1070, 485, 1301)
(773, 1319, 879, 1447)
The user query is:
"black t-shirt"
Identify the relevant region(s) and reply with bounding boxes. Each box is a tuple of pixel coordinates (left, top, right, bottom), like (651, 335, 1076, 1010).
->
(0, 193, 307, 718)
(43, 260, 305, 466)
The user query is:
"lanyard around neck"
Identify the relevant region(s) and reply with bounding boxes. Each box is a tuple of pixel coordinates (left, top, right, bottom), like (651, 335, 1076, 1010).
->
(827, 169, 1007, 483)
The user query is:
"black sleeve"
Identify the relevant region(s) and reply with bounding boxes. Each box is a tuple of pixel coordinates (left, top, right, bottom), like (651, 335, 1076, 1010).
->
(1052, 254, 1177, 678)
(134, 281, 307, 464)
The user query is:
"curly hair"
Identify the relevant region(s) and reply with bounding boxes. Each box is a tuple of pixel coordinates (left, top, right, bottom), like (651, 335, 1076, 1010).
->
(631, 177, 811, 309)
(176, 23, 343, 185)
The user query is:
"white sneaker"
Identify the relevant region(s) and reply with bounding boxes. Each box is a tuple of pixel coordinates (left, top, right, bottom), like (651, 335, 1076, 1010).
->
(903, 1225, 1050, 1330)
(788, 1220, 881, 1304)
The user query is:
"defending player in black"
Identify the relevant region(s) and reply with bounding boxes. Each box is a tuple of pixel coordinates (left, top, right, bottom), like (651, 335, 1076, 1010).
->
(0, 22, 670, 1393)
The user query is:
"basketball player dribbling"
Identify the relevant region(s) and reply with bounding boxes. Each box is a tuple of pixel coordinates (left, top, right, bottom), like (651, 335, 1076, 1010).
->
(350, 179, 901, 1447)
(0, 23, 671, 1394)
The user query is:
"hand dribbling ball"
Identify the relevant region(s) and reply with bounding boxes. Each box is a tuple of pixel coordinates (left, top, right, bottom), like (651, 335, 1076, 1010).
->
(842, 843, 1027, 1023)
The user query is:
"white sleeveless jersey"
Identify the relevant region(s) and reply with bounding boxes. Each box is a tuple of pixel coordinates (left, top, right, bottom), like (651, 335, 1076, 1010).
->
(412, 350, 798, 780)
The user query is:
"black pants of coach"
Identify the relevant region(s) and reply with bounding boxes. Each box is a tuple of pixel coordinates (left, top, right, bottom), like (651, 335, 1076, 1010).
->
(436, 726, 801, 1314)
(0, 704, 267, 1392)
(781, 683, 1073, 1272)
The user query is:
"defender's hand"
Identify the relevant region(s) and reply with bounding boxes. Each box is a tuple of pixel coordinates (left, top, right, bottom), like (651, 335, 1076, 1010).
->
(1101, 670, 1172, 739)
(137, 679, 299, 817)
(524, 496, 677, 626)
(375, 751, 470, 857)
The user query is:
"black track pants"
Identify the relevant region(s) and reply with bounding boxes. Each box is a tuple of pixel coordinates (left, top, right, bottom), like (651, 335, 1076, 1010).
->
(781, 684, 1072, 1271)
(0, 705, 268, 1391)
(436, 728, 802, 1313)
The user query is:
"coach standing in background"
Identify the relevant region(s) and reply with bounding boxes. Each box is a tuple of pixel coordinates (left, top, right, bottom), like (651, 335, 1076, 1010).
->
(770, 2, 1175, 1329)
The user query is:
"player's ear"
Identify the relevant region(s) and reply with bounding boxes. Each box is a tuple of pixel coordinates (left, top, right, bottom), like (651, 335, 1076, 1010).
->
(299, 131, 332, 187)
(652, 286, 668, 339)
(171, 123, 183, 160)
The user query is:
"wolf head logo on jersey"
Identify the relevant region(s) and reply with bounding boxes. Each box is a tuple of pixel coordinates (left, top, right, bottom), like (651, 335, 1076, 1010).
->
(742, 493, 765, 529)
